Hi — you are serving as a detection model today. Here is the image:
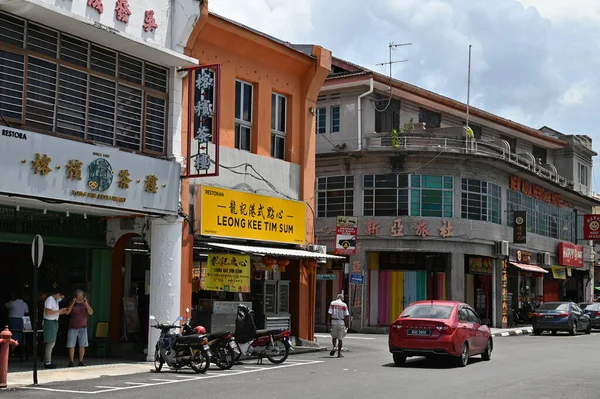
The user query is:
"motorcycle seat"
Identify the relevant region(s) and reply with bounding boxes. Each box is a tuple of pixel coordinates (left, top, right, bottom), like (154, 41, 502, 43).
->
(255, 328, 286, 337)
(175, 334, 206, 345)
(207, 331, 232, 341)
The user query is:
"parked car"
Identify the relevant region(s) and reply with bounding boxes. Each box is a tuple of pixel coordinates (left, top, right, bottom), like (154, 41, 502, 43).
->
(388, 300, 492, 367)
(531, 302, 591, 336)
(579, 302, 600, 330)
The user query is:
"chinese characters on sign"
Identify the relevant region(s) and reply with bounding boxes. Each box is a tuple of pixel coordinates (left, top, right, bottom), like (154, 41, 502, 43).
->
(199, 186, 306, 245)
(205, 254, 251, 293)
(87, 0, 104, 13)
(144, 175, 158, 194)
(414, 220, 430, 238)
(390, 219, 404, 237)
(31, 153, 52, 175)
(66, 159, 83, 180)
(468, 257, 493, 274)
(510, 176, 562, 207)
(335, 216, 358, 255)
(118, 169, 132, 189)
(190, 67, 216, 176)
(439, 220, 453, 237)
(143, 10, 159, 32)
(115, 0, 132, 23)
(513, 210, 527, 244)
(365, 220, 380, 236)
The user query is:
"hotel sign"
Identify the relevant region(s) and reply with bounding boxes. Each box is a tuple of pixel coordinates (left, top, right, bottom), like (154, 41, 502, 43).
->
(0, 127, 180, 215)
(510, 176, 562, 207)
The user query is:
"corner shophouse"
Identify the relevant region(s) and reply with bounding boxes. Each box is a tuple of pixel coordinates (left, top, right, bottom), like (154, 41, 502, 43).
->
(314, 57, 599, 330)
(0, 0, 201, 359)
(179, 6, 337, 343)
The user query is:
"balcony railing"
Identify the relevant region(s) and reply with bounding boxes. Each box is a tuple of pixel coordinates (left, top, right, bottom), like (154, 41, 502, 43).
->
(366, 132, 574, 189)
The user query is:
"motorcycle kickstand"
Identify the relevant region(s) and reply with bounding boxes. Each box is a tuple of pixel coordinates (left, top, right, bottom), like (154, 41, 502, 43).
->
(257, 356, 263, 365)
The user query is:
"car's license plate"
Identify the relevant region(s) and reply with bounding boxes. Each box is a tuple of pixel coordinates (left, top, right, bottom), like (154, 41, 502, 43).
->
(545, 315, 553, 319)
(407, 329, 430, 336)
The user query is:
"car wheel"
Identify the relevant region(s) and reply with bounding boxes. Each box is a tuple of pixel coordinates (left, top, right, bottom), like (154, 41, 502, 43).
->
(481, 339, 492, 361)
(455, 342, 469, 367)
(533, 329, 542, 336)
(569, 322, 577, 336)
(551, 330, 557, 335)
(393, 353, 406, 366)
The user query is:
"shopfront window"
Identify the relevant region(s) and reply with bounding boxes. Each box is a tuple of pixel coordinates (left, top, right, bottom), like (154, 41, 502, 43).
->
(363, 174, 453, 217)
(317, 175, 354, 217)
(507, 190, 575, 242)
(0, 12, 169, 155)
(461, 179, 501, 224)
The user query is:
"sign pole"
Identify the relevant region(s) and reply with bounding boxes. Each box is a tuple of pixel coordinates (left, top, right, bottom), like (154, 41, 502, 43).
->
(31, 235, 44, 385)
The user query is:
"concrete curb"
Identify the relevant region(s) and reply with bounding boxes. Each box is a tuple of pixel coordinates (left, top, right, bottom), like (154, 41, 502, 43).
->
(491, 328, 533, 337)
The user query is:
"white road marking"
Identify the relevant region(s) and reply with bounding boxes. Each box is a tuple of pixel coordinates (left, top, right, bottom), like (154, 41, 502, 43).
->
(21, 359, 325, 395)
(94, 386, 120, 390)
(150, 378, 181, 382)
(124, 382, 150, 385)
(314, 334, 375, 340)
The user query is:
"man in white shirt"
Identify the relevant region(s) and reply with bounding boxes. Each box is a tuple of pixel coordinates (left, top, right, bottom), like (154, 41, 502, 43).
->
(5, 293, 29, 353)
(43, 289, 66, 369)
(327, 294, 350, 358)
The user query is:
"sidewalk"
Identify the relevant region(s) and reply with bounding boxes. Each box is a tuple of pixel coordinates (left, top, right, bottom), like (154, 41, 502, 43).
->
(490, 326, 532, 337)
(6, 347, 321, 389)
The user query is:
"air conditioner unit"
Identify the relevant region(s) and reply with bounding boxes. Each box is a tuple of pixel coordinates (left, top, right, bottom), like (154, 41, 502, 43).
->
(494, 241, 509, 257)
(538, 252, 551, 266)
(309, 244, 328, 264)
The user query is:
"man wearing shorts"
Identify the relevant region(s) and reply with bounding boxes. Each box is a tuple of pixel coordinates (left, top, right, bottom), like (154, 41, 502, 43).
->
(43, 289, 66, 369)
(65, 289, 94, 367)
(327, 294, 350, 358)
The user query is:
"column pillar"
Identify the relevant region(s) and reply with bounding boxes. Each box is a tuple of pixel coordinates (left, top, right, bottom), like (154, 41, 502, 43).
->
(146, 217, 183, 361)
(448, 252, 465, 301)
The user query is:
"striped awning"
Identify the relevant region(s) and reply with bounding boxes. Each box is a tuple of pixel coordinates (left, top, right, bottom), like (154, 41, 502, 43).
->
(510, 262, 549, 273)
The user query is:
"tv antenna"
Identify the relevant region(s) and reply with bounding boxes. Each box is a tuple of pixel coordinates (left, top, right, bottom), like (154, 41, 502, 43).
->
(374, 41, 412, 112)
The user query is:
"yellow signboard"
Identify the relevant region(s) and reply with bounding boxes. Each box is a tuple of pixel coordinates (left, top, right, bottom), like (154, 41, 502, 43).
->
(200, 185, 306, 244)
(206, 254, 251, 293)
(551, 266, 566, 280)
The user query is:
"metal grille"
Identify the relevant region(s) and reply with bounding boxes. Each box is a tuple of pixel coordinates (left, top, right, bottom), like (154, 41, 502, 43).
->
(116, 84, 142, 150)
(90, 44, 116, 76)
(88, 75, 116, 145)
(60, 34, 89, 68)
(0, 13, 25, 47)
(26, 57, 57, 129)
(27, 23, 58, 57)
(56, 66, 88, 138)
(118, 54, 143, 85)
(144, 63, 168, 92)
(0, 206, 106, 241)
(144, 95, 166, 153)
(0, 50, 25, 120)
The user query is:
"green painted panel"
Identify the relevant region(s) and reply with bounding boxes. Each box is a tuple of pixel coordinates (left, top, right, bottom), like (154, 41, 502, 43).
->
(90, 249, 112, 334)
(0, 232, 105, 248)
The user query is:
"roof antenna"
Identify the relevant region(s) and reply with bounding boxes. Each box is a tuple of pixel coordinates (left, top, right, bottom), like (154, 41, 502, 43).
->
(374, 41, 412, 112)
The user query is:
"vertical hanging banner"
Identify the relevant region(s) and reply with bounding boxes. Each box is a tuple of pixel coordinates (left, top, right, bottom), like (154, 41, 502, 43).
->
(335, 216, 358, 255)
(184, 64, 221, 178)
(583, 214, 600, 240)
(513, 211, 527, 244)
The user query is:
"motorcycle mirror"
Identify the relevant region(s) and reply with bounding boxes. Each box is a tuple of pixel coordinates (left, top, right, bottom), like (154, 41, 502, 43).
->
(176, 316, 183, 321)
(186, 307, 190, 313)
(149, 315, 156, 320)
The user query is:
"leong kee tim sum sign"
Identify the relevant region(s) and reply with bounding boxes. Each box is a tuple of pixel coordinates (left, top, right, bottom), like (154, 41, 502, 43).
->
(199, 186, 307, 245)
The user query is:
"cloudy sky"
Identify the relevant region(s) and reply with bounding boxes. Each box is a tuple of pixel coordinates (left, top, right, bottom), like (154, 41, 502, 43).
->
(209, 0, 600, 191)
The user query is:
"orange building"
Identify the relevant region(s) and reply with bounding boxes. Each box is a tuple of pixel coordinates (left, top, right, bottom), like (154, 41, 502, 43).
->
(178, 3, 335, 342)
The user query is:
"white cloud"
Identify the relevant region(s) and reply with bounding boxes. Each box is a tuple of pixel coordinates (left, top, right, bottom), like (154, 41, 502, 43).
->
(207, 0, 600, 191)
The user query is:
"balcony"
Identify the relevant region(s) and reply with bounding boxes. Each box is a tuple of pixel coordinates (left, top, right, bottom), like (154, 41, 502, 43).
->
(366, 130, 574, 190)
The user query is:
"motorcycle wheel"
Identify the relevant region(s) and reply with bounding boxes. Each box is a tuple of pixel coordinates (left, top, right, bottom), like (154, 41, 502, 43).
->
(190, 350, 210, 374)
(265, 340, 289, 364)
(215, 346, 236, 370)
(154, 348, 164, 372)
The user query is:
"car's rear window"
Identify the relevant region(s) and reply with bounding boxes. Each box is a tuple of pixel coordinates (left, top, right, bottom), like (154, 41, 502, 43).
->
(400, 304, 453, 319)
(537, 303, 569, 311)
(584, 303, 600, 311)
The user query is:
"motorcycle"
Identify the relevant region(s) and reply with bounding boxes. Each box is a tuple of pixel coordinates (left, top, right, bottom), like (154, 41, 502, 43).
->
(150, 315, 212, 374)
(181, 309, 240, 370)
(233, 304, 293, 364)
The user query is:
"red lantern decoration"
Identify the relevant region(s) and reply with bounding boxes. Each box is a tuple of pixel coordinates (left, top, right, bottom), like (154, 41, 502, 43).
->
(307, 259, 317, 268)
(277, 258, 290, 273)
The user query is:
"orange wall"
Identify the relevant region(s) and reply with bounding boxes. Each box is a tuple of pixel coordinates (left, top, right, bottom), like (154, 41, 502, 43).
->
(179, 3, 331, 340)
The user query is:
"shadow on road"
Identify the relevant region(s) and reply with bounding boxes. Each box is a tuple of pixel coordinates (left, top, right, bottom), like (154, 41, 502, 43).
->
(382, 357, 484, 369)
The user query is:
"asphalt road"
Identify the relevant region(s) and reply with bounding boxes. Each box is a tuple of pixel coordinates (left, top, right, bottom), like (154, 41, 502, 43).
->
(7, 331, 600, 399)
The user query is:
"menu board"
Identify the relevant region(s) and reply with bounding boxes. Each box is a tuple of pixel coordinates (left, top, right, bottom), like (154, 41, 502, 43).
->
(123, 297, 141, 334)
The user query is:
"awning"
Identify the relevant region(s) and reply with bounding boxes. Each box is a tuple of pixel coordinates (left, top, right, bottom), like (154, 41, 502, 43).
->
(510, 262, 549, 273)
(207, 242, 345, 260)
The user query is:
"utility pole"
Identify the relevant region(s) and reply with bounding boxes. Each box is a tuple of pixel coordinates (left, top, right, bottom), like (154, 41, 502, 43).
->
(376, 41, 412, 90)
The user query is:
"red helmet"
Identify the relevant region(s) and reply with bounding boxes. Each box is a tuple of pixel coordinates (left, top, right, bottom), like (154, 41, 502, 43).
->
(194, 326, 206, 334)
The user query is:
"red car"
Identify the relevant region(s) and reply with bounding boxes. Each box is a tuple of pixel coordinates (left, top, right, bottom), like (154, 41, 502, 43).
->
(388, 300, 492, 367)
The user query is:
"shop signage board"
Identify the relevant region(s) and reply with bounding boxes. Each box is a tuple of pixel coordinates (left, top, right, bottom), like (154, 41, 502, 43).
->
(0, 127, 180, 215)
(551, 267, 567, 280)
(206, 254, 251, 293)
(512, 211, 527, 244)
(558, 242, 584, 268)
(317, 274, 337, 280)
(510, 176, 563, 207)
(350, 273, 364, 285)
(583, 214, 600, 240)
(199, 185, 306, 245)
(467, 257, 493, 274)
(335, 216, 358, 255)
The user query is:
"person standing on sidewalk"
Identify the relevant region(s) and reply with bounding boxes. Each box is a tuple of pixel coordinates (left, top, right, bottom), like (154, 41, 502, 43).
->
(5, 292, 29, 354)
(327, 294, 350, 358)
(43, 289, 66, 369)
(65, 289, 94, 367)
